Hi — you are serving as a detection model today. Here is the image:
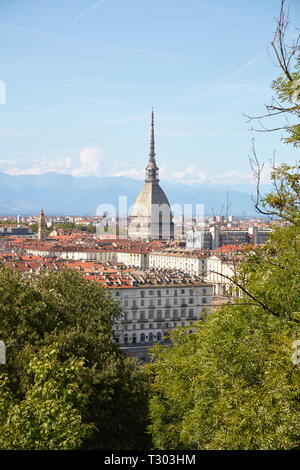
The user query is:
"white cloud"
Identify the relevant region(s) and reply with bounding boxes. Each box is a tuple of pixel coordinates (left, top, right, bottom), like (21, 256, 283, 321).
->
(106, 161, 144, 179)
(100, 162, 260, 186)
(107, 163, 169, 181)
(209, 170, 255, 185)
(0, 159, 16, 167)
(171, 165, 207, 184)
(3, 149, 274, 186)
(5, 147, 103, 177)
(109, 167, 145, 179)
(6, 156, 73, 176)
(188, 54, 265, 100)
(169, 164, 274, 186)
(63, 0, 105, 28)
(72, 147, 103, 177)
(222, 54, 265, 82)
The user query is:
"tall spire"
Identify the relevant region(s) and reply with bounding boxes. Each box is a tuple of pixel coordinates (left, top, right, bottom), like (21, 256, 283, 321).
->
(145, 108, 159, 183)
(149, 107, 156, 162)
(38, 207, 47, 241)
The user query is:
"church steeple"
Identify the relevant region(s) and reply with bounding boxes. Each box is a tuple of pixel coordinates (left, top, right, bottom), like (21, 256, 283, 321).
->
(145, 108, 159, 183)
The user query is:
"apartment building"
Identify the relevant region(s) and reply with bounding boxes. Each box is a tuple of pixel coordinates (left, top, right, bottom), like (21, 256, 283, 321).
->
(115, 250, 149, 268)
(149, 251, 209, 276)
(111, 270, 213, 347)
(206, 254, 240, 296)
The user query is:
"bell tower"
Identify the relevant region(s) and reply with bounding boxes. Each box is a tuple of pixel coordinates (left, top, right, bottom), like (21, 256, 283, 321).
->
(38, 208, 47, 241)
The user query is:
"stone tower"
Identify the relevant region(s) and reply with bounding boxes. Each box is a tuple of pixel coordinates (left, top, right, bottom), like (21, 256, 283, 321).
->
(38, 208, 47, 241)
(128, 110, 174, 240)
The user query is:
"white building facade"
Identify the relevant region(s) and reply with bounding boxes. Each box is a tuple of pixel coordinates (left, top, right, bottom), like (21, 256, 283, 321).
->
(112, 282, 213, 345)
(149, 252, 208, 277)
(206, 255, 240, 296)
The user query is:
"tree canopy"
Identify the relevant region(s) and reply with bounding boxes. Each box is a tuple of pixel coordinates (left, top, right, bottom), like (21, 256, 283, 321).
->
(0, 268, 151, 450)
(148, 167, 300, 450)
(0, 347, 94, 450)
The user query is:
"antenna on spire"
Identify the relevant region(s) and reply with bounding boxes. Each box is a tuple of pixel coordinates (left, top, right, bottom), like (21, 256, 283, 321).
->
(149, 107, 156, 162)
(145, 108, 159, 183)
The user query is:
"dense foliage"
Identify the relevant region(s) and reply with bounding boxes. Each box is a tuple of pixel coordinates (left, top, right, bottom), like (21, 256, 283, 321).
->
(0, 268, 151, 450)
(0, 347, 94, 450)
(52, 222, 96, 233)
(148, 218, 300, 450)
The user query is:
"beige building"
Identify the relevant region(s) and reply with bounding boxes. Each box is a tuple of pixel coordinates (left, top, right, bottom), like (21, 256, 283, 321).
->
(26, 246, 116, 262)
(112, 271, 213, 347)
(206, 254, 241, 296)
(128, 110, 174, 240)
(149, 250, 209, 276)
(115, 250, 149, 268)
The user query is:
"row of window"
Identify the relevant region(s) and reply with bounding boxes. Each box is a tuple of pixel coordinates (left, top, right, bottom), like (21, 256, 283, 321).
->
(115, 288, 208, 298)
(122, 297, 196, 307)
(120, 297, 207, 318)
(119, 332, 163, 344)
(150, 258, 207, 265)
(115, 320, 194, 331)
(141, 288, 194, 297)
(121, 308, 199, 322)
(118, 324, 198, 344)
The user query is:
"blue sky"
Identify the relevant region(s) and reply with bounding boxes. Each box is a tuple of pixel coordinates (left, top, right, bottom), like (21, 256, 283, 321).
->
(0, 0, 299, 187)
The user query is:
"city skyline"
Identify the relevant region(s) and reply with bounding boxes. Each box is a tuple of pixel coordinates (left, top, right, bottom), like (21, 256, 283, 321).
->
(0, 0, 299, 454)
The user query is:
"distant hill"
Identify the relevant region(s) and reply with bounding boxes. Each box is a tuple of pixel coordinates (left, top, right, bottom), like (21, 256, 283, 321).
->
(0, 171, 258, 216)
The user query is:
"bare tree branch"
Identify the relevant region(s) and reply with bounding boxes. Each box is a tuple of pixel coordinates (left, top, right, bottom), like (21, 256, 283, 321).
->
(248, 140, 298, 224)
(208, 269, 299, 324)
(244, 0, 300, 133)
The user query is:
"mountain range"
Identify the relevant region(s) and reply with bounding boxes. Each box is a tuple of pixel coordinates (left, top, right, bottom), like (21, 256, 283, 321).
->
(0, 171, 261, 217)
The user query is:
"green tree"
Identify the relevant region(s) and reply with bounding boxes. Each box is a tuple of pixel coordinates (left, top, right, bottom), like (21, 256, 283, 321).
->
(149, 145, 300, 443)
(148, 174, 300, 449)
(53, 222, 75, 231)
(86, 223, 96, 234)
(0, 347, 94, 450)
(0, 221, 18, 226)
(0, 268, 151, 450)
(29, 223, 38, 233)
(29, 223, 51, 234)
